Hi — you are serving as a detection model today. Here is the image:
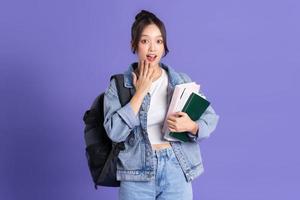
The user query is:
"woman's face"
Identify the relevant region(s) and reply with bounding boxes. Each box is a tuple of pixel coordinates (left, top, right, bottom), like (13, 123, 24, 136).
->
(136, 24, 165, 67)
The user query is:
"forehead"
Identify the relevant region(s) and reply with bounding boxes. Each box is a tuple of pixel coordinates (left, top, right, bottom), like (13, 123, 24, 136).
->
(141, 24, 162, 38)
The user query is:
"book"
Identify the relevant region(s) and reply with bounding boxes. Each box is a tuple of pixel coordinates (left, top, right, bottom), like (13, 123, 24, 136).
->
(162, 82, 200, 142)
(169, 92, 210, 142)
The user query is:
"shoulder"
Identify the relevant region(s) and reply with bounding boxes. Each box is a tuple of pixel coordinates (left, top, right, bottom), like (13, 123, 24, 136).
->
(178, 72, 193, 83)
(105, 77, 118, 97)
(163, 63, 193, 84)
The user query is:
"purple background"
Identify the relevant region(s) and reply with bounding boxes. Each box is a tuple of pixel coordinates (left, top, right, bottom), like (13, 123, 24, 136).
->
(1, 0, 299, 199)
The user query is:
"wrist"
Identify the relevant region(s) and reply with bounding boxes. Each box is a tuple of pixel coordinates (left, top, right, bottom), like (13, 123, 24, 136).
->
(134, 90, 146, 100)
(189, 122, 199, 135)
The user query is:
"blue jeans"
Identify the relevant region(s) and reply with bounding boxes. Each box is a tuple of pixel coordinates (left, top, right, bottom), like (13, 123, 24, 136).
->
(119, 147, 193, 200)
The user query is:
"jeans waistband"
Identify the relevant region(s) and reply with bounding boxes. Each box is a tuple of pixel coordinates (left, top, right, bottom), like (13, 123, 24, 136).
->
(153, 146, 173, 157)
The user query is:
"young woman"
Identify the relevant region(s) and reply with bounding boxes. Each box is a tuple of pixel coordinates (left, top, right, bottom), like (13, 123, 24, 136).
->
(103, 10, 219, 200)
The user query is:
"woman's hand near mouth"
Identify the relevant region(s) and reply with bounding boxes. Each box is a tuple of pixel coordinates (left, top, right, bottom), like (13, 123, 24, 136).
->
(129, 60, 156, 115)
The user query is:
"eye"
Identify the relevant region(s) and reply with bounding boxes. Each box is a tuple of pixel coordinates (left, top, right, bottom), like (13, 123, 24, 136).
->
(140, 39, 149, 44)
(157, 39, 163, 44)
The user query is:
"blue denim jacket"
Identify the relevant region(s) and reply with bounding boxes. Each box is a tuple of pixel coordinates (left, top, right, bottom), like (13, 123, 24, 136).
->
(103, 62, 219, 182)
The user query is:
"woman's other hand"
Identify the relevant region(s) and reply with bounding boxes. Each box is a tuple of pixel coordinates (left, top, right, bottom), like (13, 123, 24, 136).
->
(167, 112, 199, 135)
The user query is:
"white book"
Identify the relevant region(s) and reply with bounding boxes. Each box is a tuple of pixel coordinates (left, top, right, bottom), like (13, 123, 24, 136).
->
(162, 82, 200, 141)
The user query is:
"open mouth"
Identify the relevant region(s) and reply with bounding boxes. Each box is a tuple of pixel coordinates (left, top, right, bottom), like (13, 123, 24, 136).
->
(146, 54, 157, 62)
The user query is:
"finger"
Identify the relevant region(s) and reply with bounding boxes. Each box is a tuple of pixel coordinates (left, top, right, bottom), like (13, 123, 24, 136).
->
(168, 127, 177, 132)
(169, 113, 180, 119)
(143, 60, 148, 77)
(136, 60, 141, 76)
(167, 116, 175, 122)
(147, 61, 152, 78)
(140, 60, 144, 76)
(167, 120, 176, 126)
(167, 117, 176, 123)
(139, 60, 144, 77)
(167, 119, 176, 125)
(171, 112, 182, 118)
(169, 123, 181, 132)
(168, 128, 174, 132)
(167, 123, 177, 131)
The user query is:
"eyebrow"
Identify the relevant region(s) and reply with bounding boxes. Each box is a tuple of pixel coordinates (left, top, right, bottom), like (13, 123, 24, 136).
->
(141, 34, 163, 38)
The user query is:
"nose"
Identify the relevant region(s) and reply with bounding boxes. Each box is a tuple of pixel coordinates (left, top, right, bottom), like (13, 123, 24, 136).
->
(149, 41, 157, 52)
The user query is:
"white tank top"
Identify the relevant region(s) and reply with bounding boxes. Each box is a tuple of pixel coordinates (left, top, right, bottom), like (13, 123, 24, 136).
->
(147, 68, 169, 144)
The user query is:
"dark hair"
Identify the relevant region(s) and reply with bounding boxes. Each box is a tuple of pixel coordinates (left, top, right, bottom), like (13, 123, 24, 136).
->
(131, 10, 169, 57)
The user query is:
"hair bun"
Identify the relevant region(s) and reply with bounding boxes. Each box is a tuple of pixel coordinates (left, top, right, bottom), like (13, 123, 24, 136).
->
(135, 10, 155, 20)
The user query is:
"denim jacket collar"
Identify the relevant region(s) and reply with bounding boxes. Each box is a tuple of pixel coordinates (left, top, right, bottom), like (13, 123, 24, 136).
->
(123, 62, 184, 88)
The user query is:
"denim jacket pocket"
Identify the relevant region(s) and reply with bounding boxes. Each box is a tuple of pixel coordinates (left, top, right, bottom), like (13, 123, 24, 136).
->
(118, 129, 144, 170)
(180, 142, 203, 167)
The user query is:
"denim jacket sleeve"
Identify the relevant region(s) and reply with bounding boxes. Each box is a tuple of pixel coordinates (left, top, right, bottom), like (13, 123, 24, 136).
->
(103, 79, 140, 143)
(179, 73, 220, 142)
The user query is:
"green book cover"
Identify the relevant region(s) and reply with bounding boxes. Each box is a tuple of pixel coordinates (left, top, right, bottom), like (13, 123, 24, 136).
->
(169, 92, 210, 142)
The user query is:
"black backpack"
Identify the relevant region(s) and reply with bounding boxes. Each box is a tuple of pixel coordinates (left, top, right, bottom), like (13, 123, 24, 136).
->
(83, 74, 133, 189)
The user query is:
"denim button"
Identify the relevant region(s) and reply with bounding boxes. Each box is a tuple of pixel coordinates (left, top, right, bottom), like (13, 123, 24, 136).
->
(129, 137, 134, 145)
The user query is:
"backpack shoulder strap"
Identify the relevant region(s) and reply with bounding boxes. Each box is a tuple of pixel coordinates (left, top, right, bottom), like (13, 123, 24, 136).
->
(110, 74, 132, 106)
